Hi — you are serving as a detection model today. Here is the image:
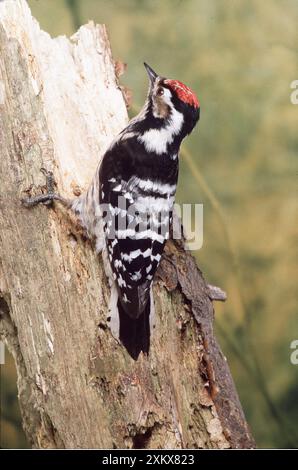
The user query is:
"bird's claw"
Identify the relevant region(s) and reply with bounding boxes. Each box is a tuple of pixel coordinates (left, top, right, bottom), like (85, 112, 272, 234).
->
(22, 168, 58, 208)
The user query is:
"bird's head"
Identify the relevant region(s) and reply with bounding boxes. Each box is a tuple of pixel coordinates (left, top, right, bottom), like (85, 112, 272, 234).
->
(144, 62, 200, 136)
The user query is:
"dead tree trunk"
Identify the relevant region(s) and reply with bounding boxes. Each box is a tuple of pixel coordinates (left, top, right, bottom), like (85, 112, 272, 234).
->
(0, 0, 254, 449)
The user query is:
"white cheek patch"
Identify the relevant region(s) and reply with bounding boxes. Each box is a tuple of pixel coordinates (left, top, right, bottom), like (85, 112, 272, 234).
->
(138, 108, 183, 155)
(162, 87, 173, 105)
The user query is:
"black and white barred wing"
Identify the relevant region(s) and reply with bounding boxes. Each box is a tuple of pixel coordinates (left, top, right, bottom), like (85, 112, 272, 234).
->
(101, 176, 174, 319)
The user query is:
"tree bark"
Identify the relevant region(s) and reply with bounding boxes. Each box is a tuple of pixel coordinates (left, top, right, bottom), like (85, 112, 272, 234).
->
(0, 0, 254, 449)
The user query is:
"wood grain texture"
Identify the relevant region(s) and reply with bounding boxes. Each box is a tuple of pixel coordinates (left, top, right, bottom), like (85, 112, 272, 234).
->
(0, 0, 254, 449)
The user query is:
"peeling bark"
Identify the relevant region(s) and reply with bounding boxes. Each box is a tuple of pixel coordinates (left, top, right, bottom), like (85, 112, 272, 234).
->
(0, 0, 255, 449)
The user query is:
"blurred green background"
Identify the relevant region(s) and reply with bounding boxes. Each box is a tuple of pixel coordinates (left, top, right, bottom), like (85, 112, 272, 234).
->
(1, 0, 297, 448)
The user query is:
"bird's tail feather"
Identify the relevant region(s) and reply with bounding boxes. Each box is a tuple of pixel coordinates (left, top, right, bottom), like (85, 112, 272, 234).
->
(108, 282, 153, 360)
(118, 299, 150, 360)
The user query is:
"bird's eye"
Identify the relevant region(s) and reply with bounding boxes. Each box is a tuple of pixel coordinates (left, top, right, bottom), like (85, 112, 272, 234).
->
(157, 87, 164, 96)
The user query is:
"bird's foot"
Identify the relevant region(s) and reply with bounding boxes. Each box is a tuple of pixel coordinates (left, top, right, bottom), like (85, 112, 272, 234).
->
(22, 168, 70, 208)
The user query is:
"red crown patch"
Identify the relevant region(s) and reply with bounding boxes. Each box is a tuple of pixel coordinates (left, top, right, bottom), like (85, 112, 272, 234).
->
(164, 79, 199, 108)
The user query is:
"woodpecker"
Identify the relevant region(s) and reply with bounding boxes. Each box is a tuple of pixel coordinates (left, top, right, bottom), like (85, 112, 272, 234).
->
(23, 63, 200, 360)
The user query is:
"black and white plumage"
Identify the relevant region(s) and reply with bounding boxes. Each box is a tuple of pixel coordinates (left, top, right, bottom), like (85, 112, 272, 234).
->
(73, 63, 200, 359)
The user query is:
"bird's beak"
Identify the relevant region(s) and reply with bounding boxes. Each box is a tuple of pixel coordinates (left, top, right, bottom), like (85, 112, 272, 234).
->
(144, 62, 158, 85)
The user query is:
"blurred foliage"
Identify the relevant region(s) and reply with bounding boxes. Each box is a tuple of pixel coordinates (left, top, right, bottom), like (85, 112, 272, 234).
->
(1, 0, 297, 448)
